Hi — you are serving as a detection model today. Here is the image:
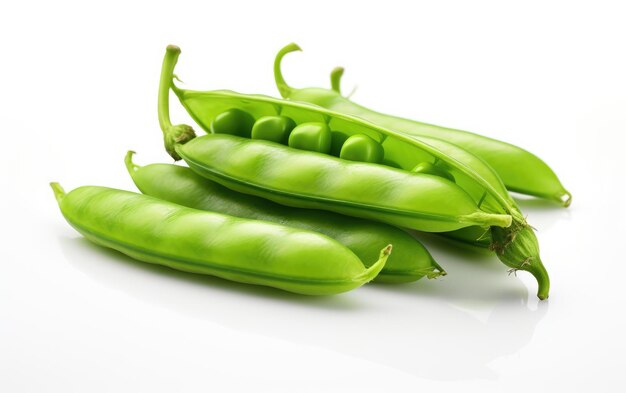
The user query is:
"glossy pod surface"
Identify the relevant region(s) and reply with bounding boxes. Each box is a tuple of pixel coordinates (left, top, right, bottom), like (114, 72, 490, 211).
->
(171, 69, 517, 221)
(159, 45, 550, 299)
(126, 154, 444, 282)
(274, 43, 571, 206)
(51, 183, 389, 295)
(176, 134, 512, 232)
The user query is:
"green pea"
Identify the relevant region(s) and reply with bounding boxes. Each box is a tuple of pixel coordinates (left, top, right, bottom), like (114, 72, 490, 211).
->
(251, 115, 296, 144)
(412, 162, 456, 183)
(210, 108, 255, 138)
(340, 134, 384, 163)
(288, 122, 331, 154)
(50, 182, 390, 295)
(126, 152, 446, 283)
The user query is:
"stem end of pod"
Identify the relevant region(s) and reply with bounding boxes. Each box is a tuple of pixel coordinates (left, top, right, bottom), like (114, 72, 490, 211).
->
(163, 124, 196, 161)
(491, 225, 550, 300)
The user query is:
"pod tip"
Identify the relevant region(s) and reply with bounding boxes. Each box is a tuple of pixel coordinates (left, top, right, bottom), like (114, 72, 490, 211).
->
(50, 182, 66, 203)
(559, 191, 572, 207)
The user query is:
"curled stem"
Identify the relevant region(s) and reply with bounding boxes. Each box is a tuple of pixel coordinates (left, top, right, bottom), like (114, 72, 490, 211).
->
(158, 45, 196, 160)
(274, 43, 301, 98)
(330, 66, 344, 94)
(124, 150, 140, 173)
(356, 244, 392, 284)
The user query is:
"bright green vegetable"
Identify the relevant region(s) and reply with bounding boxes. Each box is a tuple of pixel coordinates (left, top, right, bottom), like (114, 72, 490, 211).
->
(210, 108, 255, 138)
(274, 43, 571, 207)
(125, 152, 444, 283)
(251, 115, 296, 144)
(160, 44, 550, 299)
(177, 134, 510, 232)
(340, 134, 384, 163)
(51, 183, 389, 295)
(287, 122, 332, 153)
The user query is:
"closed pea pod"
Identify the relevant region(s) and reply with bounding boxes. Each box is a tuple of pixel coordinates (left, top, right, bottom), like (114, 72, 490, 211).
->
(50, 183, 389, 295)
(174, 134, 509, 232)
(160, 45, 550, 299)
(125, 152, 445, 282)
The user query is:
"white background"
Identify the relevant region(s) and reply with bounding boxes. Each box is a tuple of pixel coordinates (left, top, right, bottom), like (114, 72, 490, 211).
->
(1, 1, 624, 391)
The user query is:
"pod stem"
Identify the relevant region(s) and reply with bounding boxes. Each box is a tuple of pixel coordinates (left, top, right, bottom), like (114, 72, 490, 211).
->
(124, 150, 141, 174)
(158, 45, 179, 132)
(158, 45, 196, 160)
(274, 43, 301, 98)
(330, 66, 344, 94)
(50, 182, 66, 203)
(356, 244, 392, 284)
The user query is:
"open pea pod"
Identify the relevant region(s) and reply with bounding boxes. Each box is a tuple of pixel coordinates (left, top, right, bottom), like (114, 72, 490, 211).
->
(159, 45, 550, 299)
(274, 43, 571, 207)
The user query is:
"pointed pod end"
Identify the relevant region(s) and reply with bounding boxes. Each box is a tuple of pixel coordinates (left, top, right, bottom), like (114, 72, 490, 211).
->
(50, 182, 66, 203)
(491, 225, 551, 300)
(559, 190, 572, 207)
(382, 244, 393, 257)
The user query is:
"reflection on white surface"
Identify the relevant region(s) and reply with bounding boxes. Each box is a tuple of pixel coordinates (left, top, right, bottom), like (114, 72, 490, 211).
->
(59, 234, 547, 381)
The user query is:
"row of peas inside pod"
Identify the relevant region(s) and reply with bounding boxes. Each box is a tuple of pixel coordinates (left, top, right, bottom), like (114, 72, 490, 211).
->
(211, 108, 455, 180)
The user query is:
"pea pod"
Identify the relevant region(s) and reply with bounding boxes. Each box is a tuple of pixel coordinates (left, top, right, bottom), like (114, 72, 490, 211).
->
(274, 43, 571, 207)
(51, 183, 389, 295)
(159, 45, 550, 299)
(125, 152, 444, 283)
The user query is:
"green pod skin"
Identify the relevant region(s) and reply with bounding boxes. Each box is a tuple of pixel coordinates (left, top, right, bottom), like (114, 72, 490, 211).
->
(210, 108, 255, 138)
(251, 115, 296, 144)
(340, 134, 384, 163)
(159, 45, 550, 299)
(125, 152, 445, 283)
(175, 134, 511, 232)
(274, 43, 571, 207)
(51, 183, 389, 295)
(288, 122, 332, 153)
(412, 162, 456, 183)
